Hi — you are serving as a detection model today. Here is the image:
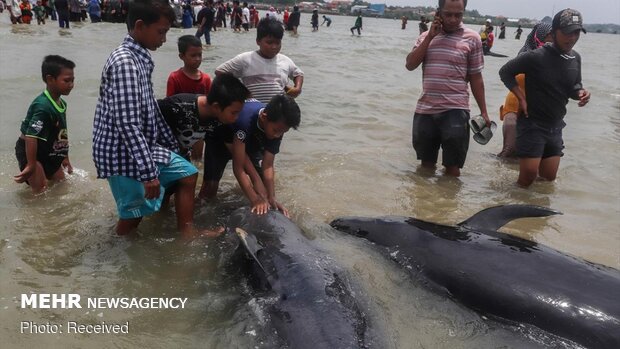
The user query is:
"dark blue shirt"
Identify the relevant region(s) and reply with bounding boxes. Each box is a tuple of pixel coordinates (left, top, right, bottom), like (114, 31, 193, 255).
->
(219, 99, 282, 157)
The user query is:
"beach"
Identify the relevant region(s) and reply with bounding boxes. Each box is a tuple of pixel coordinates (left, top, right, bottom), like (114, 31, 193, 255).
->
(0, 14, 619, 348)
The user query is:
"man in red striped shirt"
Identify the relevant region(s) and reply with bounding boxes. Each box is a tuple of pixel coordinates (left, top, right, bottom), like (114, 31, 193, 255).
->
(406, 0, 490, 177)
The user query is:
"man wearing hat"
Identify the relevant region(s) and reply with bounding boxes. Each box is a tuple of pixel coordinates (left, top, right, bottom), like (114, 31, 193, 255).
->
(499, 8, 591, 188)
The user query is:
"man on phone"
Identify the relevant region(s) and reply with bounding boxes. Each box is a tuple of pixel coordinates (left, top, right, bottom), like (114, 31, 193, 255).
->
(405, 0, 489, 177)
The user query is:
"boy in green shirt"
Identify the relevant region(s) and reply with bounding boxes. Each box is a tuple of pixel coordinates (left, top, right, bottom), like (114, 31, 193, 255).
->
(14, 55, 75, 193)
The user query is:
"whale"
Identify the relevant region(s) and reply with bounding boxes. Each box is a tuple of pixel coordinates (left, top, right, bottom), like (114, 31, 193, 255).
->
(330, 205, 620, 348)
(226, 207, 369, 349)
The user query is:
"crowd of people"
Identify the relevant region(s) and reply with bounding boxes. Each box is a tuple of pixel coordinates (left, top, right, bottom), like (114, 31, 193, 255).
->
(406, 0, 589, 186)
(1, 0, 125, 26)
(11, 0, 591, 238)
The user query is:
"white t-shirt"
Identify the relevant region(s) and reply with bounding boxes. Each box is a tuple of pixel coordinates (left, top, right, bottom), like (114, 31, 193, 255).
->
(216, 51, 304, 103)
(242, 7, 250, 24)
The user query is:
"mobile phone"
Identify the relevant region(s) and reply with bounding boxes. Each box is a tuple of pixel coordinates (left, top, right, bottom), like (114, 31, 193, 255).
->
(434, 7, 443, 29)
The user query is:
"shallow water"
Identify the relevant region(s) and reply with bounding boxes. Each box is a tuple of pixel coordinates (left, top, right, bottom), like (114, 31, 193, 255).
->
(0, 14, 618, 349)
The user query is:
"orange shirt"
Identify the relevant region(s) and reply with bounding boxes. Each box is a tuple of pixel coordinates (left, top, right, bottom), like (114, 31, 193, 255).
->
(500, 74, 525, 121)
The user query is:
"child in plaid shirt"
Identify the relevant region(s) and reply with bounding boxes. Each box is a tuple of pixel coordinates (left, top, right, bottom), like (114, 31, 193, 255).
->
(92, 0, 220, 238)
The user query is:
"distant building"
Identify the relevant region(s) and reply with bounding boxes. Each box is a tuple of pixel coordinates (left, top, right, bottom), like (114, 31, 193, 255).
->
(350, 3, 385, 16)
(350, 5, 367, 14)
(327, 0, 353, 11)
(367, 4, 385, 16)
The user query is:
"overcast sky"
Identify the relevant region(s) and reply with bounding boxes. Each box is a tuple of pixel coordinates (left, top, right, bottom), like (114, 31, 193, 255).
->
(383, 0, 620, 24)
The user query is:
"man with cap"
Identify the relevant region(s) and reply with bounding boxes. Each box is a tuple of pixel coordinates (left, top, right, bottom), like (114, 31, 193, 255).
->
(499, 8, 591, 188)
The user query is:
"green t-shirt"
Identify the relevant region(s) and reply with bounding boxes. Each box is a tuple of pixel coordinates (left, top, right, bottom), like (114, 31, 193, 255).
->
(33, 5, 46, 18)
(20, 91, 69, 159)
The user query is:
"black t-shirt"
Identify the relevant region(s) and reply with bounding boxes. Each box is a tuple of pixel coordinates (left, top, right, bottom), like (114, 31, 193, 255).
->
(288, 11, 300, 27)
(233, 7, 242, 24)
(55, 0, 69, 11)
(158, 94, 221, 153)
(499, 44, 583, 127)
(197, 7, 214, 28)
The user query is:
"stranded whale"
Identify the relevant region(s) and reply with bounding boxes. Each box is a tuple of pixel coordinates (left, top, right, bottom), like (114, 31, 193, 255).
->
(227, 207, 369, 349)
(330, 205, 620, 348)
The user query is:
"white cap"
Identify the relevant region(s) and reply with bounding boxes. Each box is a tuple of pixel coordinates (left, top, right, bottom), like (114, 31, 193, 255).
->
(486, 19, 492, 23)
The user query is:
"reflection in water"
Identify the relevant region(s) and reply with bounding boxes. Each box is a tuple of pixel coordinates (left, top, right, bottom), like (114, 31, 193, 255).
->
(400, 169, 463, 224)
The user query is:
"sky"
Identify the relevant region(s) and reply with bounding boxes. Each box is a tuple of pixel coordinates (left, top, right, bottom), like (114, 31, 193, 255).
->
(382, 0, 620, 24)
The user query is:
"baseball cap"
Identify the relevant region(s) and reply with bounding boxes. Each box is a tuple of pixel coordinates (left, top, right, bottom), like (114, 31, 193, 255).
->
(485, 19, 491, 23)
(552, 8, 586, 34)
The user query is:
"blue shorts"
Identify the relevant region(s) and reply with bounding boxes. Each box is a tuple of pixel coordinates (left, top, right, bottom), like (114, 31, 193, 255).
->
(108, 153, 198, 219)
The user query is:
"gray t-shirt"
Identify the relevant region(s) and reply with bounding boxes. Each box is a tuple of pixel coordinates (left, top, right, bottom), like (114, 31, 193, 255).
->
(216, 51, 303, 103)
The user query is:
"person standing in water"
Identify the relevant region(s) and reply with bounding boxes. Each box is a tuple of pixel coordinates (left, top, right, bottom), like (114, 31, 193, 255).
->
(405, 0, 489, 177)
(497, 22, 553, 158)
(499, 9, 590, 187)
(93, 0, 217, 237)
(515, 25, 523, 39)
(311, 9, 318, 32)
(350, 13, 362, 35)
(419, 16, 428, 34)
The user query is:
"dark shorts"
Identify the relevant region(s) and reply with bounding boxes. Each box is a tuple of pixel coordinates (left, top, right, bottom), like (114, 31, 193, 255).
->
(15, 137, 64, 180)
(412, 109, 470, 168)
(203, 137, 232, 181)
(516, 118, 564, 159)
(203, 139, 263, 181)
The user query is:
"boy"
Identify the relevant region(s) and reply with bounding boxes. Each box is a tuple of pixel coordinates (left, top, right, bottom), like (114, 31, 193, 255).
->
(158, 73, 250, 159)
(167, 35, 212, 97)
(14, 55, 75, 194)
(92, 0, 212, 237)
(499, 8, 590, 188)
(198, 94, 301, 217)
(33, 1, 46, 25)
(215, 17, 304, 104)
(167, 34, 212, 160)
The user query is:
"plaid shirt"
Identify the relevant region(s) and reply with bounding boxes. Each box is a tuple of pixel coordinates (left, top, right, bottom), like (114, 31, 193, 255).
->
(93, 35, 179, 181)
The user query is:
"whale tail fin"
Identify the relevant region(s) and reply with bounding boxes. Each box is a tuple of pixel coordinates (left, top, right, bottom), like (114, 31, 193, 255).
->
(235, 228, 268, 275)
(458, 205, 562, 231)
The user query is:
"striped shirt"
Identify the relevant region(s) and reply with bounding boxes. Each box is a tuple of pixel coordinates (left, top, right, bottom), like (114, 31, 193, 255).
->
(414, 25, 484, 114)
(92, 35, 179, 181)
(216, 51, 303, 103)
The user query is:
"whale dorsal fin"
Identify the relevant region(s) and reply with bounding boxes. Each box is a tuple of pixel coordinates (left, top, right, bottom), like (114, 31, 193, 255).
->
(235, 228, 268, 275)
(458, 205, 562, 231)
